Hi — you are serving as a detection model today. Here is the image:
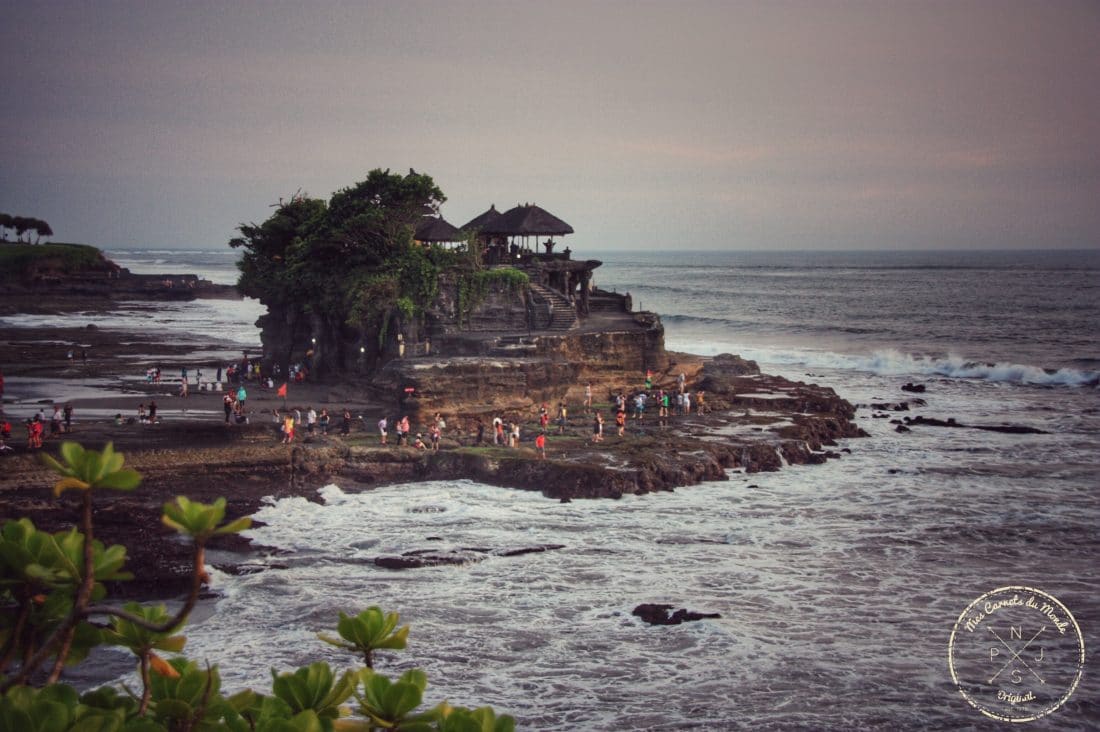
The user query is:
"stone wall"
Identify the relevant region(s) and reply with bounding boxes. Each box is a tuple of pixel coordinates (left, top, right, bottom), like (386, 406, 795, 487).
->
(535, 315, 669, 376)
(431, 275, 529, 334)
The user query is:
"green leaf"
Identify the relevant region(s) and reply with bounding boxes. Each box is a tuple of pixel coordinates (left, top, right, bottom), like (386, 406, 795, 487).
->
(96, 469, 142, 491)
(215, 516, 253, 535)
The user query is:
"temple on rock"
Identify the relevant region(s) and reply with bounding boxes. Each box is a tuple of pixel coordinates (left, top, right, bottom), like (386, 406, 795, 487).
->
(383, 203, 668, 412)
(254, 199, 669, 414)
(397, 203, 651, 349)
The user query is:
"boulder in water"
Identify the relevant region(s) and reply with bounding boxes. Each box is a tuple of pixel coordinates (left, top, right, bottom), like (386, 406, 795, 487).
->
(632, 603, 722, 626)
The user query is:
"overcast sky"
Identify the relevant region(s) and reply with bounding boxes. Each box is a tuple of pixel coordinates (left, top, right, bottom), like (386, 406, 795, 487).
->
(2, 1, 1098, 251)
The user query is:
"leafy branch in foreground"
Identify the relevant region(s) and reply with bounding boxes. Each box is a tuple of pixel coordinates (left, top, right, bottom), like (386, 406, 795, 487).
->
(0, 442, 515, 730)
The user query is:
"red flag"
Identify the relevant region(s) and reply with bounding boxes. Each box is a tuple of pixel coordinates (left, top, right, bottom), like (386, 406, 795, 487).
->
(277, 382, 287, 398)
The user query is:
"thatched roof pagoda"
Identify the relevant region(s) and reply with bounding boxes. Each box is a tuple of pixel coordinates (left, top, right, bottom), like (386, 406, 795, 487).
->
(414, 216, 463, 243)
(479, 203, 574, 237)
(460, 204, 503, 233)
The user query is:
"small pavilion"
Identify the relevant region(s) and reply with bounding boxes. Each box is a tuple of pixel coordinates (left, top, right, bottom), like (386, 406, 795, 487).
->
(467, 203, 575, 264)
(414, 216, 464, 248)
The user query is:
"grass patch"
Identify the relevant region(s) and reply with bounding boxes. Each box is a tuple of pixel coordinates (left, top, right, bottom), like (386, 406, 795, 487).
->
(0, 242, 106, 280)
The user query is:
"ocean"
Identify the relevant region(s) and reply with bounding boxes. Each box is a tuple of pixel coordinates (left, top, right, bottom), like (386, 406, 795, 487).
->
(78, 248, 1100, 727)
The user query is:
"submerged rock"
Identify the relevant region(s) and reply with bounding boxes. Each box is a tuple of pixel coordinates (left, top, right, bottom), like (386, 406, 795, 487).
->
(632, 603, 722, 626)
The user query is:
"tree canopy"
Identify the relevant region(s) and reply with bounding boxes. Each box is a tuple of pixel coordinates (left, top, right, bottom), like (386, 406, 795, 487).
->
(0, 213, 53, 243)
(229, 168, 463, 375)
(231, 169, 450, 316)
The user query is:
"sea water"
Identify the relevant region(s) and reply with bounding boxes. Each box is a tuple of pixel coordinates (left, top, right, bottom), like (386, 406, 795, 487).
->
(88, 248, 1100, 728)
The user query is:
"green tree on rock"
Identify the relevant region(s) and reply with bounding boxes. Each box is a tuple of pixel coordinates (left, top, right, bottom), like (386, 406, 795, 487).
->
(230, 169, 450, 380)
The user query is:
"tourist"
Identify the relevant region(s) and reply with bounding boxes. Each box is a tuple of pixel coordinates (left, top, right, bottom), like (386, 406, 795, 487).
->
(492, 416, 503, 445)
(556, 402, 568, 434)
(539, 403, 549, 430)
(148, 400, 157, 423)
(683, 392, 691, 414)
(535, 431, 546, 459)
(413, 433, 426, 450)
(511, 421, 520, 448)
(62, 403, 72, 432)
(475, 419, 485, 445)
(435, 412, 446, 435)
(616, 408, 625, 437)
(319, 408, 330, 435)
(223, 393, 233, 424)
(341, 408, 352, 435)
(429, 423, 440, 451)
(677, 372, 686, 394)
(237, 385, 247, 405)
(30, 417, 44, 449)
(306, 407, 317, 434)
(378, 416, 388, 445)
(591, 412, 603, 443)
(398, 415, 410, 446)
(179, 377, 189, 398)
(49, 405, 62, 437)
(282, 413, 295, 444)
(645, 370, 653, 390)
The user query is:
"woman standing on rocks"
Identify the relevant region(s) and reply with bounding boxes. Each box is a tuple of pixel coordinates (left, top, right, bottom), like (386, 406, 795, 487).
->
(592, 412, 604, 443)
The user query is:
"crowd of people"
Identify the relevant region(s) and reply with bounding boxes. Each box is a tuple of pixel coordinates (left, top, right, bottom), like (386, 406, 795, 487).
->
(1, 357, 707, 461)
(0, 402, 76, 452)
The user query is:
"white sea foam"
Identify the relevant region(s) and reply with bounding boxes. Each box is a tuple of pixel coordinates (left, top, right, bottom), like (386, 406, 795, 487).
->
(666, 339, 1100, 387)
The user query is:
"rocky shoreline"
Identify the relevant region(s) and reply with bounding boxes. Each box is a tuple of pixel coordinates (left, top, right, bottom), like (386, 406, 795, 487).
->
(1, 346, 866, 601)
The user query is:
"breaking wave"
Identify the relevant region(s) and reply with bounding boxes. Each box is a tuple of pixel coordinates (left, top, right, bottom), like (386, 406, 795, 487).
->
(732, 347, 1100, 386)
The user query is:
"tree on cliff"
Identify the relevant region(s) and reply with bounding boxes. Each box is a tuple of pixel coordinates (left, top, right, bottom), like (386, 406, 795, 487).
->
(230, 169, 451, 378)
(0, 214, 52, 243)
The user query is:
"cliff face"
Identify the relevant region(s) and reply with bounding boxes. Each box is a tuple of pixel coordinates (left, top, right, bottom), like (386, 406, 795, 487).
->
(368, 311, 669, 417)
(431, 275, 529, 334)
(375, 357, 581, 416)
(535, 314, 668, 375)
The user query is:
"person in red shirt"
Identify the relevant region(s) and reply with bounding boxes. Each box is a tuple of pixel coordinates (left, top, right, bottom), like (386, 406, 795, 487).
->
(535, 431, 546, 459)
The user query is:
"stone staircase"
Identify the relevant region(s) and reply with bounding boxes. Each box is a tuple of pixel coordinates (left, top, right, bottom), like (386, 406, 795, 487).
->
(529, 282, 579, 331)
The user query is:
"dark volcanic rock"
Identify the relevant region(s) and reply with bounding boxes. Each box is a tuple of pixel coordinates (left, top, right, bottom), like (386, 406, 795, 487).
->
(632, 603, 722, 626)
(901, 382, 927, 393)
(697, 353, 761, 394)
(374, 544, 565, 569)
(374, 550, 485, 570)
(495, 544, 565, 557)
(906, 416, 1047, 434)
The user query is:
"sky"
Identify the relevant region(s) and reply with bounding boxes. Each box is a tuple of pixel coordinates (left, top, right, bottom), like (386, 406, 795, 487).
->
(2, 0, 1098, 252)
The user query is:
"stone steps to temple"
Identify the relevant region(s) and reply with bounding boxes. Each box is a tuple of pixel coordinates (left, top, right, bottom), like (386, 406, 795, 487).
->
(529, 283, 578, 331)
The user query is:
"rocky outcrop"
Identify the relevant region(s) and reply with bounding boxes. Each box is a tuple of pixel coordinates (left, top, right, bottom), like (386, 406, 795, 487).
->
(632, 604, 722, 626)
(0, 267, 239, 313)
(900, 415, 1047, 434)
